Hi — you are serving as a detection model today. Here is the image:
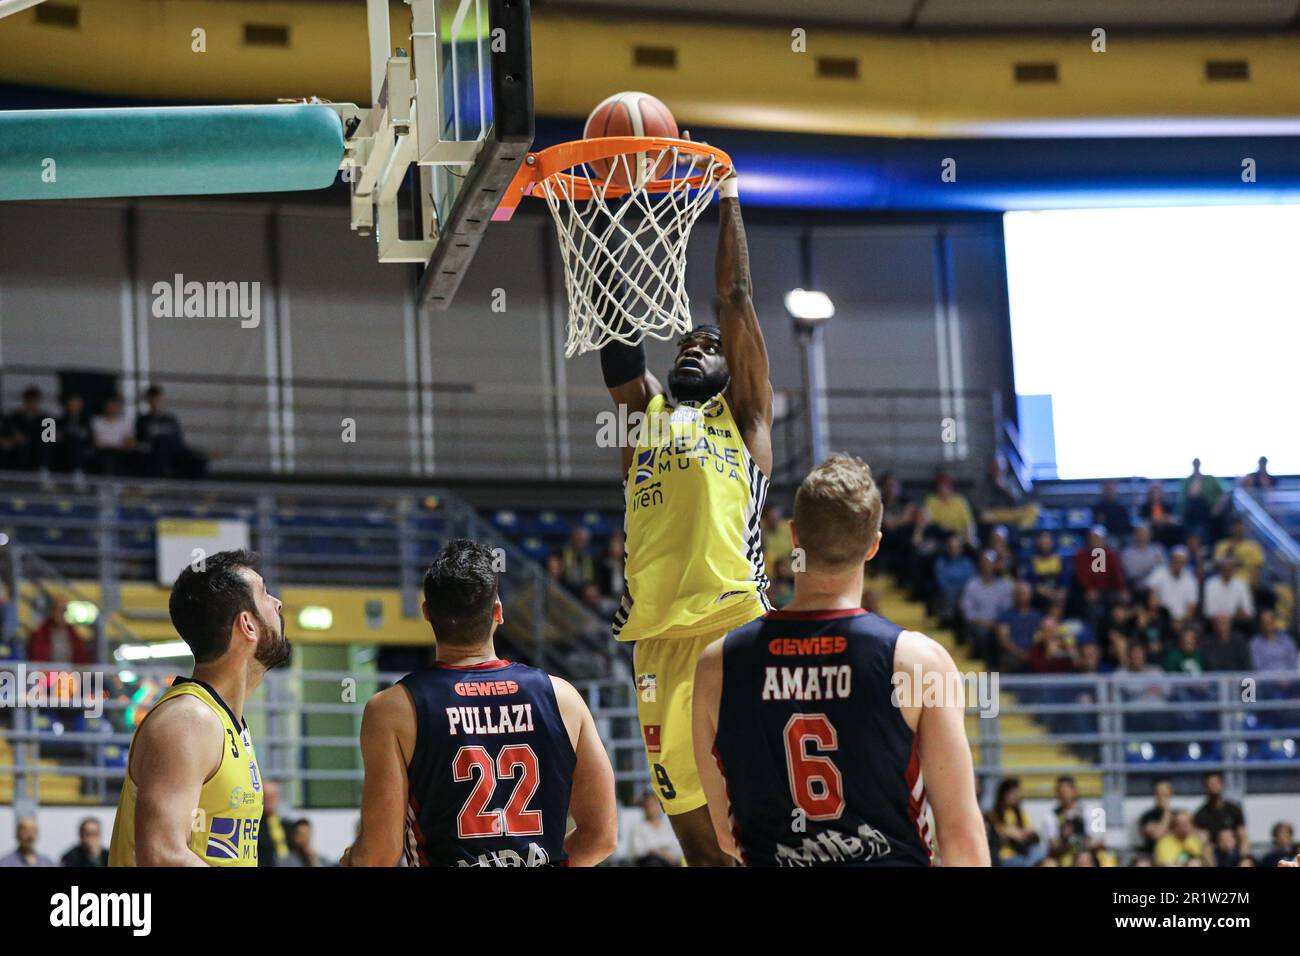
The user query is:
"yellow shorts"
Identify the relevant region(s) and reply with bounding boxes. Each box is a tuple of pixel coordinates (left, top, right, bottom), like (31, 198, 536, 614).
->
(633, 632, 722, 816)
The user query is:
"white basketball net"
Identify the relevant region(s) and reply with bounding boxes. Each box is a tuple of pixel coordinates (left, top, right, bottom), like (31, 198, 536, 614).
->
(537, 144, 728, 357)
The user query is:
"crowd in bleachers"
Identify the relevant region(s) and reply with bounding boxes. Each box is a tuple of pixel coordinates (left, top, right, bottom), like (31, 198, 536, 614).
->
(0, 383, 206, 483)
(983, 771, 1297, 867)
(871, 456, 1294, 684)
(0, 815, 108, 868)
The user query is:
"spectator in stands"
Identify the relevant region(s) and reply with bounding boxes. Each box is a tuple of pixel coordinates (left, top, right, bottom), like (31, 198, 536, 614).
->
(544, 552, 565, 586)
(995, 581, 1041, 672)
(875, 472, 919, 584)
(1121, 524, 1166, 590)
(595, 530, 626, 599)
(1213, 519, 1264, 586)
(923, 473, 977, 548)
(1028, 610, 1079, 674)
(624, 791, 683, 867)
(0, 580, 18, 654)
(1093, 479, 1133, 535)
(91, 393, 136, 476)
(281, 818, 322, 867)
(986, 525, 1014, 575)
(1071, 527, 1127, 601)
(1239, 456, 1275, 491)
(1181, 458, 1227, 540)
(1146, 546, 1200, 625)
(135, 385, 207, 479)
(1163, 625, 1206, 675)
(1077, 639, 1106, 675)
(760, 503, 793, 575)
(988, 778, 1045, 866)
(1154, 810, 1207, 867)
(1139, 481, 1180, 547)
(560, 526, 596, 592)
(0, 412, 15, 469)
(1128, 590, 1171, 659)
(1183, 530, 1210, 580)
(932, 534, 975, 623)
(1250, 609, 1297, 673)
(978, 455, 1039, 531)
(1213, 828, 1242, 867)
(1201, 614, 1251, 672)
(1202, 557, 1254, 626)
(55, 392, 95, 482)
(4, 385, 53, 474)
(1117, 643, 1165, 705)
(0, 817, 55, 867)
(959, 549, 1013, 657)
(1041, 775, 1090, 861)
(59, 817, 108, 867)
(580, 581, 617, 620)
(258, 780, 290, 867)
(1102, 600, 1133, 657)
(1023, 530, 1068, 610)
(1138, 777, 1175, 854)
(1260, 822, 1297, 868)
(1193, 772, 1248, 852)
(26, 595, 93, 664)
(766, 556, 796, 609)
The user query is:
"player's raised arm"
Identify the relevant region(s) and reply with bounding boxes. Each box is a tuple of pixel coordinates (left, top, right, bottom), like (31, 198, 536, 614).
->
(347, 685, 414, 866)
(715, 181, 773, 474)
(131, 697, 223, 867)
(691, 638, 740, 862)
(897, 631, 990, 866)
(600, 253, 665, 474)
(551, 677, 619, 866)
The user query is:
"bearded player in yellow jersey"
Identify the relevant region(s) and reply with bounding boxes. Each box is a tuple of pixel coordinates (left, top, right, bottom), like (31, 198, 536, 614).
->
(601, 173, 772, 865)
(108, 550, 289, 866)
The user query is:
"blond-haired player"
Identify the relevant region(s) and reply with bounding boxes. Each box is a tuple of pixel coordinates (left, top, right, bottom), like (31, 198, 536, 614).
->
(692, 454, 989, 866)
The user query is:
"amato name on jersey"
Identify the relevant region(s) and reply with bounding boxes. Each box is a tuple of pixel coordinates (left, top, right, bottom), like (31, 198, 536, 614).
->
(445, 703, 535, 735)
(761, 665, 852, 701)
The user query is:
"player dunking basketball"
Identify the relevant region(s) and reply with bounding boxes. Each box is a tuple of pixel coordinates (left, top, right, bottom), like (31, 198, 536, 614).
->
(692, 455, 990, 866)
(601, 171, 773, 865)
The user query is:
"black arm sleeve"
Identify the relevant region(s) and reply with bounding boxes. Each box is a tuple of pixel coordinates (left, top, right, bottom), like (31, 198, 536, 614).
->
(600, 337, 646, 389)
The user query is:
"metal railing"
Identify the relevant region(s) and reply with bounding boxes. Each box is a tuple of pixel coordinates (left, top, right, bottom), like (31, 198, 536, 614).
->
(2, 665, 1295, 830)
(0, 470, 610, 671)
(1, 364, 1010, 488)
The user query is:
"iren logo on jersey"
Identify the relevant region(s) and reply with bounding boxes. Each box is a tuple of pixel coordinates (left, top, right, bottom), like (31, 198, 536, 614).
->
(49, 886, 151, 937)
(453, 680, 519, 697)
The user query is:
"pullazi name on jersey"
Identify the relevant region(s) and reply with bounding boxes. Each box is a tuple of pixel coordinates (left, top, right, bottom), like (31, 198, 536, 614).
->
(774, 822, 893, 867)
(761, 665, 852, 701)
(445, 703, 535, 736)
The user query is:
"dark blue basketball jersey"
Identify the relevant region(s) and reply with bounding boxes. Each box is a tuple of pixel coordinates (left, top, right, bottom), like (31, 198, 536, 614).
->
(714, 608, 932, 867)
(399, 660, 576, 867)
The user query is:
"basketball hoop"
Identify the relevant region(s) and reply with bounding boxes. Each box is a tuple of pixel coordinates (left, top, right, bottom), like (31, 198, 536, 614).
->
(496, 136, 734, 357)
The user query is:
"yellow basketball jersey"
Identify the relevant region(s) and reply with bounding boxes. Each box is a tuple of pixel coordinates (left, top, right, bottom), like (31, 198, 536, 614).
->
(108, 677, 264, 867)
(614, 391, 770, 642)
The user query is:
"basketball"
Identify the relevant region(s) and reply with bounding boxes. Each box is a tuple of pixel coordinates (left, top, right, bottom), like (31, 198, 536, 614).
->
(584, 91, 680, 189)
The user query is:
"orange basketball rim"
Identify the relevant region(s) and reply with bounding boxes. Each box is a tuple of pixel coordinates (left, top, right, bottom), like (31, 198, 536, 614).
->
(493, 136, 734, 220)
